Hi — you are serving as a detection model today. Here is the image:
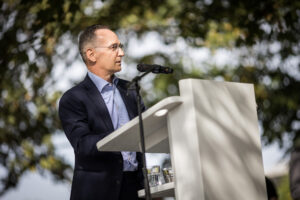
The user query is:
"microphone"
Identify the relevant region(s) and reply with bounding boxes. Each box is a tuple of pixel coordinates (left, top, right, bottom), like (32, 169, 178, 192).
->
(137, 64, 173, 74)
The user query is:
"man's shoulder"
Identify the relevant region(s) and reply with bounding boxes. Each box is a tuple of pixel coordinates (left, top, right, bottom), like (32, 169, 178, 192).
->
(66, 78, 86, 93)
(60, 77, 88, 103)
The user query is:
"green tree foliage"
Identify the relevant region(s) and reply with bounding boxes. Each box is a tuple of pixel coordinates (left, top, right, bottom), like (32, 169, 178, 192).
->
(1, 0, 299, 196)
(277, 175, 292, 200)
(0, 0, 85, 195)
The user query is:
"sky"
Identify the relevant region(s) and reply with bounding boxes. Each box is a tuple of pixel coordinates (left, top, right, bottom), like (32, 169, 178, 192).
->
(2, 32, 290, 200)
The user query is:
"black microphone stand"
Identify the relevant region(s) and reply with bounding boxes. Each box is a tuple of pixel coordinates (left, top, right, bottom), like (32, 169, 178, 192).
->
(127, 67, 153, 200)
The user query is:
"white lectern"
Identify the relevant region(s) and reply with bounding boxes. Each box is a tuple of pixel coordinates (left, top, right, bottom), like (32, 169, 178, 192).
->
(97, 79, 267, 200)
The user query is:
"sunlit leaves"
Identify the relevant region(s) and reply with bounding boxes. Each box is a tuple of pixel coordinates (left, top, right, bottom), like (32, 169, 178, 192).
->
(205, 22, 242, 49)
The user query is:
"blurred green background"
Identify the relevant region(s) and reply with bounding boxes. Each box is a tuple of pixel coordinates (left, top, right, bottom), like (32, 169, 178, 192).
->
(1, 0, 299, 199)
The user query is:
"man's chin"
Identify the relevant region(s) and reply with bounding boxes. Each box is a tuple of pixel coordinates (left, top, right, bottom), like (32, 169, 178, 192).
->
(113, 65, 122, 73)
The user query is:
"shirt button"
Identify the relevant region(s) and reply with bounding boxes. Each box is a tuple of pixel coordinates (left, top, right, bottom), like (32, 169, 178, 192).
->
(116, 180, 120, 185)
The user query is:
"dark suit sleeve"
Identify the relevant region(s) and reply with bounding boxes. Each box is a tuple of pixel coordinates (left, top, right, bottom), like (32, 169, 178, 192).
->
(59, 92, 107, 157)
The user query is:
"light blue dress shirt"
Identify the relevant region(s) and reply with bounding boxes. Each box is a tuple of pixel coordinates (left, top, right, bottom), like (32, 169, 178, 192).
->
(88, 71, 138, 171)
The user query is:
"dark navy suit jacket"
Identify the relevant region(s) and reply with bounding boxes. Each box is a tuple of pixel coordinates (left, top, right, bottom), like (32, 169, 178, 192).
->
(59, 74, 144, 200)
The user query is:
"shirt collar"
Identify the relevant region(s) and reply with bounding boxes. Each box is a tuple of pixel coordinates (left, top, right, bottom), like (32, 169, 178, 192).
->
(87, 71, 119, 93)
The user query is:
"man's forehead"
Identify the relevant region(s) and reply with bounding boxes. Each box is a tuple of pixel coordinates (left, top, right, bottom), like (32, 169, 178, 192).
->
(94, 29, 119, 43)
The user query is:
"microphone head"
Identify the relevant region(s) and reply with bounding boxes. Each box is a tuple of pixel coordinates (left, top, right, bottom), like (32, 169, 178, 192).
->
(137, 63, 173, 74)
(137, 64, 148, 72)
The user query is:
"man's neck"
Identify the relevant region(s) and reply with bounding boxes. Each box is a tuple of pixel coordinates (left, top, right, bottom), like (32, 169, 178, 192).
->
(88, 68, 113, 83)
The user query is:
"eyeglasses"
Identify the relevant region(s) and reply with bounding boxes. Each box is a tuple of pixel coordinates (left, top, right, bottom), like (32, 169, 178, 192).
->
(94, 43, 124, 51)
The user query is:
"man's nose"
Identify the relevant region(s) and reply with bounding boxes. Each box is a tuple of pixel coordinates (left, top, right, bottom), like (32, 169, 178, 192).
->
(118, 47, 125, 57)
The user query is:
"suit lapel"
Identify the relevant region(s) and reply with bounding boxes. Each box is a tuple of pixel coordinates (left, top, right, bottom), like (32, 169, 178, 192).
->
(82, 75, 114, 131)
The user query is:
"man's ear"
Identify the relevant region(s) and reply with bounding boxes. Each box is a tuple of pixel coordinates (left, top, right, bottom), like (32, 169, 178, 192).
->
(86, 48, 97, 63)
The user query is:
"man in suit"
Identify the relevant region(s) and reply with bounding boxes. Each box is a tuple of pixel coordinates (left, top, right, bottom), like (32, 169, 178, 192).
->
(59, 24, 144, 200)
